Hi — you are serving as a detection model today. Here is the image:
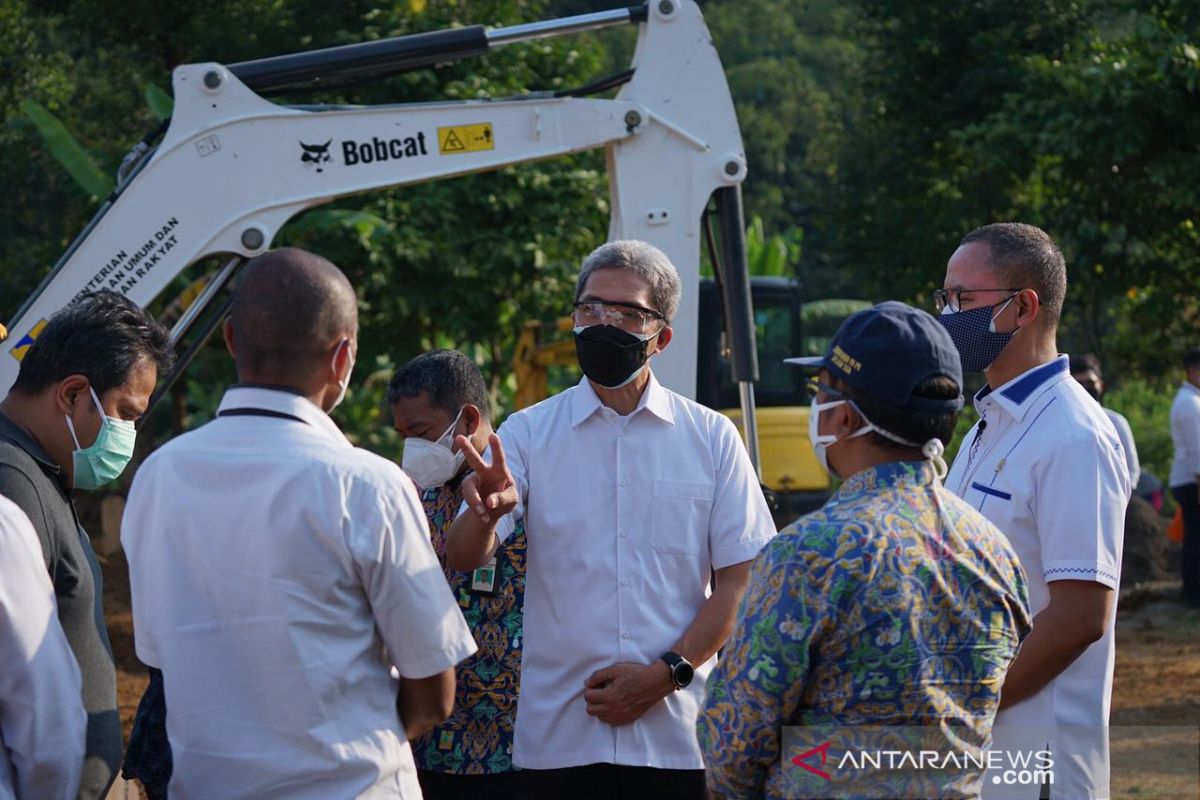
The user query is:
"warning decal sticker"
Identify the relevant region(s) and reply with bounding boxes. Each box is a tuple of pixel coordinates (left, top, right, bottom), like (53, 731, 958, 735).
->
(437, 123, 494, 155)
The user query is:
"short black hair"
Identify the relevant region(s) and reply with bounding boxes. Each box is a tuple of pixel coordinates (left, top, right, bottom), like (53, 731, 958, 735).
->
(1070, 353, 1102, 377)
(229, 248, 357, 379)
(961, 223, 1067, 326)
(387, 350, 490, 421)
(1185, 348, 1200, 370)
(831, 374, 960, 453)
(12, 290, 174, 396)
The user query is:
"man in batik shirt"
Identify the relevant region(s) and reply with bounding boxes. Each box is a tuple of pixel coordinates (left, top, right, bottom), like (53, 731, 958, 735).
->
(389, 350, 527, 800)
(699, 302, 1032, 799)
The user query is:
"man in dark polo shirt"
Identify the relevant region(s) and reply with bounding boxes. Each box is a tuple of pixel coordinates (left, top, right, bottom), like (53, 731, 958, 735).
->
(0, 290, 173, 799)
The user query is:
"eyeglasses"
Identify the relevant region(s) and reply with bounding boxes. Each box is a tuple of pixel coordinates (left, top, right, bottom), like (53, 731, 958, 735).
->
(804, 377, 844, 400)
(933, 287, 1023, 313)
(573, 300, 665, 335)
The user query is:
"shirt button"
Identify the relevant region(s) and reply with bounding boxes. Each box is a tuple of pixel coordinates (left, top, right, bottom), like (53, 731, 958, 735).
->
(621, 578, 631, 587)
(619, 531, 629, 538)
(619, 479, 628, 487)
(621, 631, 631, 639)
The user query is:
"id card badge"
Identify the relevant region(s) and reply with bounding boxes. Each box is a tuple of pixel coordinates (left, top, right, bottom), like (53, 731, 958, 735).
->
(470, 555, 498, 595)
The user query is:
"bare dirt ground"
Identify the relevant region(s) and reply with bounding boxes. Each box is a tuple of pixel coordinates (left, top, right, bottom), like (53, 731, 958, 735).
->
(101, 554, 1200, 797)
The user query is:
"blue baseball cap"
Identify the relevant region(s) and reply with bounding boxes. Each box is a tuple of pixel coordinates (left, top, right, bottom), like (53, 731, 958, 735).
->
(786, 301, 965, 412)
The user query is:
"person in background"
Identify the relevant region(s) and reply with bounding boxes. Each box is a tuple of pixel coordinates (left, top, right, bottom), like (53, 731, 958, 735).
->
(389, 349, 527, 800)
(1169, 347, 1200, 608)
(121, 248, 476, 798)
(0, 290, 174, 800)
(698, 302, 1031, 799)
(0, 494, 87, 800)
(937, 222, 1129, 799)
(448, 240, 776, 799)
(1071, 352, 1140, 491)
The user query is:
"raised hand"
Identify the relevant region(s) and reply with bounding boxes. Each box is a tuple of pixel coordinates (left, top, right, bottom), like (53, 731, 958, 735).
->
(456, 432, 518, 524)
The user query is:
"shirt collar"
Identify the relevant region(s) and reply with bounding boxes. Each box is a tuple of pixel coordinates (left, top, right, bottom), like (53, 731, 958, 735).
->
(1182, 382, 1200, 396)
(568, 371, 675, 428)
(0, 411, 62, 474)
(216, 386, 351, 446)
(830, 460, 937, 505)
(973, 355, 1070, 421)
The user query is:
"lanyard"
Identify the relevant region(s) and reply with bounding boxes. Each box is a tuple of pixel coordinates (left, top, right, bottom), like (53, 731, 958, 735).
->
(216, 408, 307, 424)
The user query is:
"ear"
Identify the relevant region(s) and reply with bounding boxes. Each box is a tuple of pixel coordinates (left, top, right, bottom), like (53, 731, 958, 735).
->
(829, 399, 862, 438)
(330, 338, 353, 379)
(1016, 288, 1041, 326)
(652, 325, 673, 354)
(55, 375, 91, 416)
(223, 318, 237, 359)
(461, 404, 482, 437)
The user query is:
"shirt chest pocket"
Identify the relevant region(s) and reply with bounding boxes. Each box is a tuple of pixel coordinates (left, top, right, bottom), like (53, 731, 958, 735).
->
(650, 479, 714, 556)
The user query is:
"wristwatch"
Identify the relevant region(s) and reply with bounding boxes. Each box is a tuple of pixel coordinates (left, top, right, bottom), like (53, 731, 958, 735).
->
(660, 651, 695, 690)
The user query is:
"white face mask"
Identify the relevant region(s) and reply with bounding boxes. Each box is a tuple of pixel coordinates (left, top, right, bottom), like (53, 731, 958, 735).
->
(402, 407, 467, 489)
(807, 396, 948, 481)
(329, 339, 355, 412)
(808, 397, 864, 479)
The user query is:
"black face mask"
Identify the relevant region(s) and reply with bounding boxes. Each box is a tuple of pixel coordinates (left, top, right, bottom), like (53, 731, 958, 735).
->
(574, 325, 654, 388)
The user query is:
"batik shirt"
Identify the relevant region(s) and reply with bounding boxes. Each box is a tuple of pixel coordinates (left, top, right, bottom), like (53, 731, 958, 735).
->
(411, 481, 526, 775)
(699, 461, 1032, 799)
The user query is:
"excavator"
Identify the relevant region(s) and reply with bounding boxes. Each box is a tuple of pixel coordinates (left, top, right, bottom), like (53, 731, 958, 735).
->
(1, 1, 768, 473)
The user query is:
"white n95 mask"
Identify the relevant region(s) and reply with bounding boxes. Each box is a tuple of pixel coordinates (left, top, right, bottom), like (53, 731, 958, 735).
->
(402, 408, 467, 489)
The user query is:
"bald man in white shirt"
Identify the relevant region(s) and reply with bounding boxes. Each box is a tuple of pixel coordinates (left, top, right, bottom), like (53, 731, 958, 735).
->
(122, 248, 476, 799)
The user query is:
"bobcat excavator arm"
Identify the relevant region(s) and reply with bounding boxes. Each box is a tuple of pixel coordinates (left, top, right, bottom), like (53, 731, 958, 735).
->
(1, 1, 761, 470)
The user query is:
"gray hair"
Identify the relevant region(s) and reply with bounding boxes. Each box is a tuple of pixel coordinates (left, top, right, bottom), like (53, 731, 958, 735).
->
(574, 240, 682, 323)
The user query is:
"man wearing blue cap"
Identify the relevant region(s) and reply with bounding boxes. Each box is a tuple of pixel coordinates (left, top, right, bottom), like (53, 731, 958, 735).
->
(698, 301, 1032, 800)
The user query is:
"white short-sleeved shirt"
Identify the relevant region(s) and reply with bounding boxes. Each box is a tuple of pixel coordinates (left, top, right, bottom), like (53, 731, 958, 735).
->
(0, 495, 85, 800)
(946, 357, 1129, 800)
(122, 387, 476, 799)
(481, 374, 775, 770)
(1169, 382, 1200, 488)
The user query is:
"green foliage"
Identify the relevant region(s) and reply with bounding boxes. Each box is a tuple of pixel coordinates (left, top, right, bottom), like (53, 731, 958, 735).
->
(20, 99, 114, 198)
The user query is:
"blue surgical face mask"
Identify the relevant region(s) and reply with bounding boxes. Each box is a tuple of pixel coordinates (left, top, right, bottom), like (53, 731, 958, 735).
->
(937, 294, 1018, 373)
(65, 386, 137, 490)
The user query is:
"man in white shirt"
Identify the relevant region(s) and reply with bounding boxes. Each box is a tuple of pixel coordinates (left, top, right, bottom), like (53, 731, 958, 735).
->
(1169, 347, 1200, 608)
(448, 240, 775, 798)
(122, 248, 476, 799)
(1070, 353, 1140, 491)
(0, 494, 86, 800)
(936, 223, 1129, 799)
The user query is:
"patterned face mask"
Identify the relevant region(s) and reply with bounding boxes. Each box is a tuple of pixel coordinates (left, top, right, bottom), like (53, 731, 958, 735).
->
(936, 294, 1018, 373)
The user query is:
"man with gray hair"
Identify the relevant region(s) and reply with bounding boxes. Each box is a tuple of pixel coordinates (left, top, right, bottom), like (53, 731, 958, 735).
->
(448, 240, 775, 797)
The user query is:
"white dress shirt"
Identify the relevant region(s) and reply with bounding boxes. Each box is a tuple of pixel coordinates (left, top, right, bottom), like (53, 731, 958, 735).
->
(483, 373, 775, 770)
(1169, 382, 1200, 488)
(946, 357, 1129, 800)
(122, 387, 476, 799)
(0, 494, 85, 800)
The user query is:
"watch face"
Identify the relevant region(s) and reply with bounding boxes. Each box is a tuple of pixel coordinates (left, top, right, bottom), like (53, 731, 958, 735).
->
(674, 660, 695, 688)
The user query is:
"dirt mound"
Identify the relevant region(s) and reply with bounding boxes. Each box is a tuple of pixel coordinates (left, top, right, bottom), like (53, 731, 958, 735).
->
(1121, 497, 1176, 587)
